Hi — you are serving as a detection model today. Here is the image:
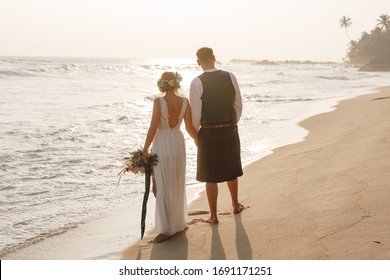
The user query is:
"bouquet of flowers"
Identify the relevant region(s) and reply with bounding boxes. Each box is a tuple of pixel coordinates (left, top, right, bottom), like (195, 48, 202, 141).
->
(117, 147, 158, 239)
(117, 148, 158, 184)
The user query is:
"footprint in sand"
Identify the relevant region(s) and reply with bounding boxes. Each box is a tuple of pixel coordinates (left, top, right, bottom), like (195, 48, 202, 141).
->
(188, 209, 209, 216)
(188, 218, 204, 225)
(219, 212, 231, 216)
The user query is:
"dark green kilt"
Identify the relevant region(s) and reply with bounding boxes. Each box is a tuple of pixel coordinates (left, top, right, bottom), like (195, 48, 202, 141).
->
(196, 125, 243, 183)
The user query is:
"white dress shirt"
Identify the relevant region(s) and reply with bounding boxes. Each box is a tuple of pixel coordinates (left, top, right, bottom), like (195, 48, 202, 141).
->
(189, 68, 243, 131)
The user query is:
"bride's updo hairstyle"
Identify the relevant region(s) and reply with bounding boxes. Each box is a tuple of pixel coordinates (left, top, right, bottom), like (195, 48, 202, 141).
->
(157, 72, 182, 93)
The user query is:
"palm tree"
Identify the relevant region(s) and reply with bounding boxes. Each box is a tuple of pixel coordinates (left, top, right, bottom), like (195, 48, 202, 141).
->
(339, 16, 352, 40)
(376, 14, 390, 30)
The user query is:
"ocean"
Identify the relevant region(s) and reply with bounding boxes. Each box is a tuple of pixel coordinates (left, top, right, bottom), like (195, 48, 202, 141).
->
(1, 56, 390, 256)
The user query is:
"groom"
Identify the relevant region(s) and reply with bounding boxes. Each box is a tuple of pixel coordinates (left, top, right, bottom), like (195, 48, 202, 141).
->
(189, 47, 244, 223)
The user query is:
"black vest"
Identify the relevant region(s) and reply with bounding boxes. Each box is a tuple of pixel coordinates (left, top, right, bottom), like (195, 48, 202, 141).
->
(199, 70, 236, 126)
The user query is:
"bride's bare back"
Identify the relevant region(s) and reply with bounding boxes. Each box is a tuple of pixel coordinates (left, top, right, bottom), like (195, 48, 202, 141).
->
(163, 95, 184, 129)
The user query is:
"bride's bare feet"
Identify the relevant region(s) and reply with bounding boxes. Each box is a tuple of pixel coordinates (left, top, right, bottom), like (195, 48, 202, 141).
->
(153, 234, 171, 243)
(233, 203, 245, 214)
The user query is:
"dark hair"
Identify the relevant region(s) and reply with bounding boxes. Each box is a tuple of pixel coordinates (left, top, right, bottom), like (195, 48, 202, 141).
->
(196, 47, 214, 63)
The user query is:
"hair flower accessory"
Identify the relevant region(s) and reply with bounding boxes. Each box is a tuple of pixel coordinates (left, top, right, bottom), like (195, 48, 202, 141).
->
(157, 72, 182, 92)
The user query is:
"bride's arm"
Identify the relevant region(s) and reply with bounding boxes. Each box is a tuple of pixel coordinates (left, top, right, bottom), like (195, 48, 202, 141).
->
(143, 99, 160, 155)
(184, 101, 198, 145)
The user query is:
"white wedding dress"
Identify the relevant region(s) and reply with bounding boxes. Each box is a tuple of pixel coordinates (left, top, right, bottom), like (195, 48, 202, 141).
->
(152, 97, 188, 236)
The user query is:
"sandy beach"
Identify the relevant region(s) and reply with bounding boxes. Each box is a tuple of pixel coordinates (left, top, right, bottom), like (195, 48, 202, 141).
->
(122, 86, 390, 260)
(3, 86, 390, 260)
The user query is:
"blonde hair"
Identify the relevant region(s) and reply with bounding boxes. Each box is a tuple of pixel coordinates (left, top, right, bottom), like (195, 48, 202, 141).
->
(157, 72, 182, 93)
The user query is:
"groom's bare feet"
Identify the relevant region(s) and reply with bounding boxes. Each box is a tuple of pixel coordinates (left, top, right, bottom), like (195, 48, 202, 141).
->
(233, 203, 245, 214)
(153, 234, 171, 243)
(202, 217, 219, 224)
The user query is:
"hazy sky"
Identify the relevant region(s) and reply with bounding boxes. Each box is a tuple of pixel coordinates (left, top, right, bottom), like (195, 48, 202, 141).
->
(1, 0, 389, 62)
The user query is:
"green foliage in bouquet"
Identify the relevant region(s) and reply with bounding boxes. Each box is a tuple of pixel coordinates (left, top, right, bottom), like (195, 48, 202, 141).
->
(117, 148, 158, 185)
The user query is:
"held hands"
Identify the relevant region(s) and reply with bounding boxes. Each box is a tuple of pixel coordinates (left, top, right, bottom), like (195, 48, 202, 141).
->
(193, 134, 199, 147)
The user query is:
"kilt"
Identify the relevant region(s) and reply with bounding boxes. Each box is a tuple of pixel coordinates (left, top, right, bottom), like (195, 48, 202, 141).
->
(196, 124, 243, 183)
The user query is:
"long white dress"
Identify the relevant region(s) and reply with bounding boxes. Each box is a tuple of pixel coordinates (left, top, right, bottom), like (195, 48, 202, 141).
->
(152, 97, 188, 236)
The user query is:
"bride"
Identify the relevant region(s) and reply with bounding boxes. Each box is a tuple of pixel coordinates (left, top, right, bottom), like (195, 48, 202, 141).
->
(142, 72, 198, 243)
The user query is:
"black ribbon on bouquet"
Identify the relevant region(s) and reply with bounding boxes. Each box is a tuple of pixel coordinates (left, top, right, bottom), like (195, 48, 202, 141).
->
(140, 164, 151, 239)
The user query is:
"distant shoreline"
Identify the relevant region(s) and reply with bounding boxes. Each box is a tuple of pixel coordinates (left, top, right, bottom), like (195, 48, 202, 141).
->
(230, 58, 390, 72)
(230, 58, 342, 65)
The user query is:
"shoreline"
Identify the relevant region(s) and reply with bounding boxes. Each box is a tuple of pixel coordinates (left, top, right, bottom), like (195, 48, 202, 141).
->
(121, 86, 390, 259)
(3, 86, 390, 260)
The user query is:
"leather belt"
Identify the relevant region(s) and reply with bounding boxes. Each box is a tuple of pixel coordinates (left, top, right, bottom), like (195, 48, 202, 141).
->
(202, 123, 233, 129)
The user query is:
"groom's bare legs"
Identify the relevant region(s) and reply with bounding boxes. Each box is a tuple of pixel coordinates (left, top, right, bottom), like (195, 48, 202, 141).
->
(227, 178, 244, 214)
(205, 182, 219, 223)
(204, 179, 243, 223)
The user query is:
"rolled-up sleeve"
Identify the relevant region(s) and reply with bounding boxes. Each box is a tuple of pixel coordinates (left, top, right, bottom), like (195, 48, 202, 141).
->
(229, 72, 243, 123)
(189, 77, 202, 131)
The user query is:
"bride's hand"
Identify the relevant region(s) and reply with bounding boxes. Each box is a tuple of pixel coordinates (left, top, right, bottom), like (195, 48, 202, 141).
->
(142, 149, 149, 164)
